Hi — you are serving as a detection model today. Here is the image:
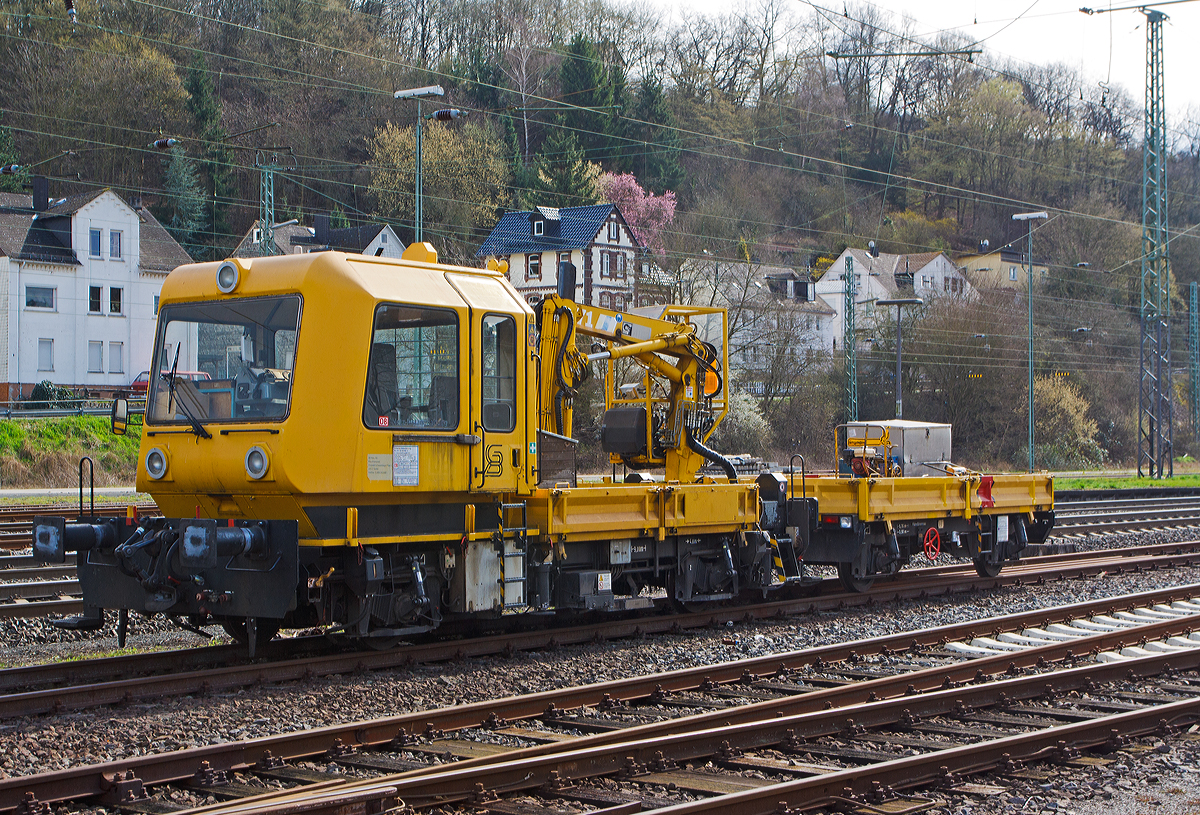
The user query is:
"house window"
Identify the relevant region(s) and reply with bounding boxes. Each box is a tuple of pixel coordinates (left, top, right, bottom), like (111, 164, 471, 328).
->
(608, 221, 619, 241)
(527, 255, 541, 280)
(944, 277, 950, 291)
(89, 229, 101, 258)
(602, 253, 611, 277)
(558, 251, 570, 269)
(599, 291, 612, 308)
(109, 287, 123, 315)
(109, 230, 122, 259)
(89, 286, 102, 313)
(37, 339, 53, 371)
(533, 220, 544, 237)
(617, 253, 626, 276)
(109, 341, 123, 373)
(381, 232, 388, 244)
(26, 286, 54, 309)
(154, 295, 160, 315)
(613, 294, 624, 311)
(87, 341, 103, 373)
(1010, 266, 1018, 281)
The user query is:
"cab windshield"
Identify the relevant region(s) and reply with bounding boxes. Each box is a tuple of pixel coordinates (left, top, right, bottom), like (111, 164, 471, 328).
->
(147, 296, 301, 424)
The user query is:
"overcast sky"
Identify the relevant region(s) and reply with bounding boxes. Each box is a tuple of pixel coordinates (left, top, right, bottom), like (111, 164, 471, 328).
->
(653, 0, 1200, 138)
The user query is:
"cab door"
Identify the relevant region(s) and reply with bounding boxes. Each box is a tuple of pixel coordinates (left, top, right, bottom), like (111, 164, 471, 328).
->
(446, 274, 525, 493)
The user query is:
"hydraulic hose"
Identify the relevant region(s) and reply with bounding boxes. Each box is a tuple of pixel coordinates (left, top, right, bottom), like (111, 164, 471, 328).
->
(686, 426, 738, 483)
(552, 305, 590, 435)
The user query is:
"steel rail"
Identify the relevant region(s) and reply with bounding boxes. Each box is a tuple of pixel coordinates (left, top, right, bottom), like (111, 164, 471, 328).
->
(0, 579, 80, 600)
(3, 584, 1200, 811)
(0, 598, 81, 618)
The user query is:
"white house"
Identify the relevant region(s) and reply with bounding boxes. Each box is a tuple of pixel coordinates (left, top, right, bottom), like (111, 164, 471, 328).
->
(476, 204, 641, 310)
(0, 181, 191, 399)
(813, 248, 974, 352)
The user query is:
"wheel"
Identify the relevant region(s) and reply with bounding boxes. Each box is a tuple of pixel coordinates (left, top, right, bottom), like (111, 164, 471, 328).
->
(837, 562, 875, 593)
(678, 600, 723, 613)
(362, 635, 404, 650)
(974, 559, 1003, 578)
(220, 618, 281, 645)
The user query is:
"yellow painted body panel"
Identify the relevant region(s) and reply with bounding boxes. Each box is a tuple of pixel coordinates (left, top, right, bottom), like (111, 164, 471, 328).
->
(799, 472, 1054, 522)
(138, 250, 539, 540)
(527, 481, 759, 542)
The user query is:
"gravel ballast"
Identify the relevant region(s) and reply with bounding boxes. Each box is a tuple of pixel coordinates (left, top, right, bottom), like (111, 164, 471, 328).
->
(2, 527, 1200, 811)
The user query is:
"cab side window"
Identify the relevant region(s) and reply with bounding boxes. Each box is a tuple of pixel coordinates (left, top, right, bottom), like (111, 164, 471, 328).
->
(481, 314, 516, 432)
(364, 304, 459, 429)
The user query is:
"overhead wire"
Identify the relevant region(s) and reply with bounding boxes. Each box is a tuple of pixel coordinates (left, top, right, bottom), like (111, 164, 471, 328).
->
(4, 0, 1198, 296)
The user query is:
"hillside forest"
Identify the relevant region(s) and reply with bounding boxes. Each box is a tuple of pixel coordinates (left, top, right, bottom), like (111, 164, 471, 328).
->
(2, 0, 1200, 471)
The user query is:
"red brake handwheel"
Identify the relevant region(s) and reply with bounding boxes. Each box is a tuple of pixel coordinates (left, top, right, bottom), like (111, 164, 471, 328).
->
(923, 527, 941, 561)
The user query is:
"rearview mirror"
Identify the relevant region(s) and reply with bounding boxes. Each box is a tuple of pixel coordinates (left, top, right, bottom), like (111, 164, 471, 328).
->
(111, 398, 128, 436)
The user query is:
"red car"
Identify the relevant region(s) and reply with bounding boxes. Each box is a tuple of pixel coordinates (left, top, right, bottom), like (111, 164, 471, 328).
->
(129, 370, 211, 394)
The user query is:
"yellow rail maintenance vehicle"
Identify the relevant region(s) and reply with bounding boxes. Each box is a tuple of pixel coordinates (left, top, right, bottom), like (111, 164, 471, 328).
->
(32, 246, 1053, 653)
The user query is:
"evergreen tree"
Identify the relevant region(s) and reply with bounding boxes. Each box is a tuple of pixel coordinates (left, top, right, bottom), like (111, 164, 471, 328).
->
(331, 204, 350, 229)
(0, 114, 24, 194)
(533, 125, 600, 208)
(184, 58, 233, 260)
(629, 75, 684, 193)
(559, 34, 613, 164)
(160, 147, 205, 257)
(605, 61, 632, 171)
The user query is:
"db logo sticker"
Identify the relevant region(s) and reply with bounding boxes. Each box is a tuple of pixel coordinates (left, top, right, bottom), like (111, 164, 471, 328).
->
(378, 416, 389, 427)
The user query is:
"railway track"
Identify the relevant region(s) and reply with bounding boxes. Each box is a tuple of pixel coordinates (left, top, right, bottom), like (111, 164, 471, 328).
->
(7, 583, 1200, 814)
(1, 541, 1198, 720)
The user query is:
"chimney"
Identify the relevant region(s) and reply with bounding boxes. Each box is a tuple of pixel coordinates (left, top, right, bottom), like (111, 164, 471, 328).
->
(315, 213, 330, 245)
(32, 176, 49, 212)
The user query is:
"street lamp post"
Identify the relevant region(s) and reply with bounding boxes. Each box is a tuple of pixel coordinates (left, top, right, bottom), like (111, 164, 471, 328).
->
(393, 85, 445, 243)
(1013, 210, 1049, 473)
(876, 297, 923, 419)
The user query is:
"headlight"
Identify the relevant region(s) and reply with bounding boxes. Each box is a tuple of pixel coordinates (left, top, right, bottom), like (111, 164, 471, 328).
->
(145, 448, 168, 480)
(245, 446, 269, 479)
(216, 261, 239, 294)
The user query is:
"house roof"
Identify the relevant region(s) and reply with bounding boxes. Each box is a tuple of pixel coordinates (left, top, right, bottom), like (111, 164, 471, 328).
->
(233, 221, 392, 258)
(233, 222, 312, 258)
(136, 206, 194, 273)
(476, 204, 630, 257)
(0, 192, 80, 265)
(43, 189, 107, 216)
(806, 295, 837, 316)
(318, 223, 387, 253)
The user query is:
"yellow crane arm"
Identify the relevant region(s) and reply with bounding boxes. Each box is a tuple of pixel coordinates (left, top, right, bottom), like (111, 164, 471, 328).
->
(536, 294, 732, 482)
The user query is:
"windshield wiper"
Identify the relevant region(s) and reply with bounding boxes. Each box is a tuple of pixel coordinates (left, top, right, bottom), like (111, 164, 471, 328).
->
(162, 346, 212, 439)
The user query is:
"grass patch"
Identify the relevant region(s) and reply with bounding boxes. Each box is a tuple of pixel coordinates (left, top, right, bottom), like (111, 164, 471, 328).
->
(0, 416, 140, 488)
(1057, 473, 1200, 490)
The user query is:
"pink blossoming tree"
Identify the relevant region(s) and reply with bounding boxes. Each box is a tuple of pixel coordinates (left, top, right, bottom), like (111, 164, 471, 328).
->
(596, 172, 676, 255)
